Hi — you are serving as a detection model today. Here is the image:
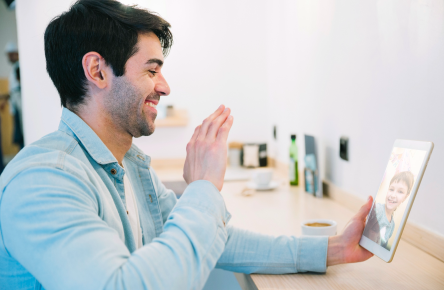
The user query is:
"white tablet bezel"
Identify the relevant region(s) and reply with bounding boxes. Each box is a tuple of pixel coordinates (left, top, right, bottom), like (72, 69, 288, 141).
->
(359, 139, 434, 263)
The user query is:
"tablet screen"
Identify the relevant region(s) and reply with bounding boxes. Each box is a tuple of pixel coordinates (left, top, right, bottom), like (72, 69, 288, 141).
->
(363, 147, 427, 251)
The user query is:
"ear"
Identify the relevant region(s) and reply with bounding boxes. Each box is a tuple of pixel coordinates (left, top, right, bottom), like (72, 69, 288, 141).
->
(82, 52, 109, 90)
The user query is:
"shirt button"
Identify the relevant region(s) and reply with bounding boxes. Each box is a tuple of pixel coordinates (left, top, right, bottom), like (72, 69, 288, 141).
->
(110, 168, 117, 175)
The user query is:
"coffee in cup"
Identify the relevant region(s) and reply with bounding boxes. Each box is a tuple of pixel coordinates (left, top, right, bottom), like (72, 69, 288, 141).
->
(301, 219, 337, 236)
(305, 222, 332, 227)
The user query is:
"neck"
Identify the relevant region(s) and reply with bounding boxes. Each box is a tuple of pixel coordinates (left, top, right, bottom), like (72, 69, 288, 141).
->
(385, 205, 394, 222)
(75, 105, 132, 166)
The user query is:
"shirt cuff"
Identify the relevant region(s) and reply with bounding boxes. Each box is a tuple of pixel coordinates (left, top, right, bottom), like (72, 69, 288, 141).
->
(177, 180, 231, 228)
(296, 236, 328, 273)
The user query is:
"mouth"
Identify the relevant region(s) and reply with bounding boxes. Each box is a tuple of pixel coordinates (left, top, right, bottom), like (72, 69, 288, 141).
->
(144, 98, 159, 113)
(387, 199, 397, 206)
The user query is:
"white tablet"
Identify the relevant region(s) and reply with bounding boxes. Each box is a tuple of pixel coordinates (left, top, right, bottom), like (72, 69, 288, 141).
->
(359, 139, 433, 263)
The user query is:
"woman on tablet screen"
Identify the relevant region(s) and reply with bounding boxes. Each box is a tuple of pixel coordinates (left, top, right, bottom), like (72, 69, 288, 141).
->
(363, 171, 414, 249)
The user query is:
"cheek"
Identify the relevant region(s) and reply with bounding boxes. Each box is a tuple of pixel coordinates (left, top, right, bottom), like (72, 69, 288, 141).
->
(398, 193, 407, 203)
(133, 74, 154, 95)
(136, 80, 151, 96)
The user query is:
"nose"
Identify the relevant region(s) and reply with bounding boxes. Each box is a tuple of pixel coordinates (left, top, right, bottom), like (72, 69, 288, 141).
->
(388, 191, 395, 199)
(154, 73, 170, 96)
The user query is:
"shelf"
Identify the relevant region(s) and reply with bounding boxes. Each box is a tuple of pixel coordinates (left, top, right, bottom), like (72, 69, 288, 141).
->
(155, 109, 188, 127)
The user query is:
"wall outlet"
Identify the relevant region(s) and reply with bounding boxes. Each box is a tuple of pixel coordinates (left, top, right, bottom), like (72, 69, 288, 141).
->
(340, 136, 349, 161)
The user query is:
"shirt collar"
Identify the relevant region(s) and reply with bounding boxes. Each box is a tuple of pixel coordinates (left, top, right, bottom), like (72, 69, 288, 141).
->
(58, 108, 152, 168)
(125, 145, 151, 167)
(58, 107, 118, 165)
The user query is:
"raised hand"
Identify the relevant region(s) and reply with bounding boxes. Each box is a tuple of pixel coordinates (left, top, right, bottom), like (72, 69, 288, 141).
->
(183, 105, 234, 191)
(327, 196, 374, 266)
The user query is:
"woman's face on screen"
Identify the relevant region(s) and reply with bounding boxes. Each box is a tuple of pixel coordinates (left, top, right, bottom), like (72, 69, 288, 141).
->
(385, 181, 409, 211)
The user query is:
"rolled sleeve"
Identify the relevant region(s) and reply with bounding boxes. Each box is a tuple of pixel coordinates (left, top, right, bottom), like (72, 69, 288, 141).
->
(178, 180, 231, 228)
(296, 236, 328, 273)
(216, 227, 328, 274)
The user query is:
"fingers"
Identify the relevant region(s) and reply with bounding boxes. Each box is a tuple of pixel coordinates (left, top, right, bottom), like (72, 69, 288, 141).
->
(197, 105, 225, 140)
(216, 115, 234, 143)
(356, 196, 373, 220)
(190, 125, 201, 144)
(206, 108, 231, 139)
(184, 125, 202, 184)
(358, 247, 374, 263)
(186, 125, 201, 155)
(363, 249, 374, 260)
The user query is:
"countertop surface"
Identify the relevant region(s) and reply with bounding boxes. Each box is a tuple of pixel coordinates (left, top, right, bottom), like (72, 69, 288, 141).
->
(155, 169, 444, 290)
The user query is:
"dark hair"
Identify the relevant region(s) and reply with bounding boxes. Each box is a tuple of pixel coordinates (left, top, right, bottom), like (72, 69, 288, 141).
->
(44, 0, 173, 110)
(390, 171, 414, 195)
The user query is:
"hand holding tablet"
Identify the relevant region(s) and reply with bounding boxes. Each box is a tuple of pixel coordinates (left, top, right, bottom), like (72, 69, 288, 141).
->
(359, 139, 434, 262)
(327, 197, 375, 266)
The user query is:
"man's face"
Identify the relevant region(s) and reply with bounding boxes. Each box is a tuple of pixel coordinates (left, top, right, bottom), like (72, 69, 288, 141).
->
(7, 52, 18, 64)
(385, 181, 409, 211)
(105, 33, 170, 138)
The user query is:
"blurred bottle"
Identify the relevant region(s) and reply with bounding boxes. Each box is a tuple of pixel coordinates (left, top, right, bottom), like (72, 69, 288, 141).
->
(289, 134, 299, 186)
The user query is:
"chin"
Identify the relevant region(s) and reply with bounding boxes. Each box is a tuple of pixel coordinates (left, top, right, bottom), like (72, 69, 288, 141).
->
(146, 127, 155, 136)
(387, 204, 397, 211)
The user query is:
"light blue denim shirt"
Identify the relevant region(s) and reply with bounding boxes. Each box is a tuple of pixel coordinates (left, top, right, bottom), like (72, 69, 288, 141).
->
(0, 108, 328, 290)
(374, 203, 395, 249)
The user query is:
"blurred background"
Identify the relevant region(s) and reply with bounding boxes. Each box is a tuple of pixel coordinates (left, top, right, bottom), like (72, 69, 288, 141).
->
(1, 0, 443, 247)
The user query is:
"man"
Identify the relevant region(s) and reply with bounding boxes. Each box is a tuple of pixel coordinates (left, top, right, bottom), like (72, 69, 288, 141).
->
(0, 1, 373, 289)
(1, 42, 24, 149)
(0, 41, 22, 174)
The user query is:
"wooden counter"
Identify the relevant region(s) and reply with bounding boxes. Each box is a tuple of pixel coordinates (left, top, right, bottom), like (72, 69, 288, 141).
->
(153, 167, 444, 290)
(219, 181, 444, 290)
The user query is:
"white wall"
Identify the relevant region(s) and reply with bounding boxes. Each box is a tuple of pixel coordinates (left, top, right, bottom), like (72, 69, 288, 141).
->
(133, 0, 270, 158)
(17, 0, 270, 157)
(0, 1, 18, 78)
(265, 0, 444, 236)
(16, 0, 68, 144)
(16, 0, 444, 236)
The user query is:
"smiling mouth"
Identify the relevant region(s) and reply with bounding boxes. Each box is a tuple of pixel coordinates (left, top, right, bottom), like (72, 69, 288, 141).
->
(144, 95, 159, 110)
(387, 199, 397, 205)
(146, 101, 157, 108)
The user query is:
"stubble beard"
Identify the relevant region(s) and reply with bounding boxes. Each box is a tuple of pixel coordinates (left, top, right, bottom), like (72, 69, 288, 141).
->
(106, 75, 158, 138)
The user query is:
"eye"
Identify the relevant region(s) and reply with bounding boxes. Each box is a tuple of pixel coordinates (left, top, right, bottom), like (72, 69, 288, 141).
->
(149, 70, 157, 76)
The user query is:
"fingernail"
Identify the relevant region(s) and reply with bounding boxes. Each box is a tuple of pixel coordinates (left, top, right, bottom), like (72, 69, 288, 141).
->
(219, 104, 224, 109)
(367, 196, 371, 202)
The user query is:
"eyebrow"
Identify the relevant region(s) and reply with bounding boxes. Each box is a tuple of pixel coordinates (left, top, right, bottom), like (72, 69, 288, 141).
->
(146, 58, 164, 67)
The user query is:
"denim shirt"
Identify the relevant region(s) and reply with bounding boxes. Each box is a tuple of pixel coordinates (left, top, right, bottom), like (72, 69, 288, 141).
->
(0, 108, 328, 290)
(374, 203, 395, 248)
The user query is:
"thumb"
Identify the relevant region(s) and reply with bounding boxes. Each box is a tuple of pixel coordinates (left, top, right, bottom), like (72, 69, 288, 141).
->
(356, 196, 373, 220)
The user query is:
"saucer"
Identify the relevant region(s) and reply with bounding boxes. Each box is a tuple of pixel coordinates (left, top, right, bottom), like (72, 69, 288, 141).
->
(246, 181, 279, 191)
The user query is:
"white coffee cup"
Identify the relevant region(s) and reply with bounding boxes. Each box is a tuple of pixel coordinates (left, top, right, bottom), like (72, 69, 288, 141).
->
(252, 168, 273, 186)
(301, 219, 337, 236)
